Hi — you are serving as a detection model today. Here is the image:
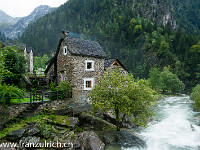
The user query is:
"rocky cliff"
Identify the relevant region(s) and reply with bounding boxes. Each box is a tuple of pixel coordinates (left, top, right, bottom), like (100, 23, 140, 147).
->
(132, 0, 177, 29)
(1, 5, 55, 39)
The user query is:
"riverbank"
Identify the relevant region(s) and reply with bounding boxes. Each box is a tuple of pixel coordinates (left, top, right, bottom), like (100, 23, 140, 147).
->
(0, 100, 146, 149)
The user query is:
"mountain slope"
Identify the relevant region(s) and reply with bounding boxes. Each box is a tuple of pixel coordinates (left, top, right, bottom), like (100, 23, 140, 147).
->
(1, 5, 55, 39)
(20, 0, 200, 91)
(0, 10, 20, 24)
(169, 0, 200, 35)
(20, 0, 175, 55)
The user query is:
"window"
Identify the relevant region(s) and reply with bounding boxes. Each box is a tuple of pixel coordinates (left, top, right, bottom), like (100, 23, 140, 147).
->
(86, 81, 91, 88)
(84, 78, 94, 90)
(63, 46, 68, 55)
(85, 60, 94, 71)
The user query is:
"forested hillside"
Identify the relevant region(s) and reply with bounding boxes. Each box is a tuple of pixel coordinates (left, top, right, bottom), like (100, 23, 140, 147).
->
(169, 0, 200, 35)
(0, 32, 8, 42)
(20, 0, 200, 91)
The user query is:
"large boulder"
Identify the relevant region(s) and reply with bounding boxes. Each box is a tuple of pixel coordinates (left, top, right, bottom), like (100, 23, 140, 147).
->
(79, 113, 116, 131)
(7, 128, 26, 141)
(101, 130, 146, 149)
(80, 131, 105, 150)
(103, 112, 136, 129)
(47, 116, 79, 130)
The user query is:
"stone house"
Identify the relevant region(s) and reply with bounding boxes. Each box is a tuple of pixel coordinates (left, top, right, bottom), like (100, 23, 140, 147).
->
(45, 31, 127, 104)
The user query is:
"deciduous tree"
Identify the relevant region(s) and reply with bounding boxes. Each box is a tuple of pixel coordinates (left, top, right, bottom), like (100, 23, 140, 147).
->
(89, 69, 156, 131)
(1, 46, 26, 86)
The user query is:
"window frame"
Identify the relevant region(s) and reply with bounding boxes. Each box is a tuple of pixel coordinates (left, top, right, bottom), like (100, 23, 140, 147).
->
(84, 78, 94, 90)
(63, 46, 68, 55)
(85, 60, 94, 71)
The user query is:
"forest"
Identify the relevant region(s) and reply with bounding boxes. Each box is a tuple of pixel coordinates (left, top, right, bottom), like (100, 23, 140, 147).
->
(17, 0, 200, 92)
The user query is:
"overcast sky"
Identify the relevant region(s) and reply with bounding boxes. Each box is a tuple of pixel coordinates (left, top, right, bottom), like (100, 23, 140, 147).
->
(0, 0, 68, 17)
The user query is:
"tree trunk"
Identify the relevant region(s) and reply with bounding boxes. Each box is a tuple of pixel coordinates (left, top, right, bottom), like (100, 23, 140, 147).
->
(115, 106, 120, 131)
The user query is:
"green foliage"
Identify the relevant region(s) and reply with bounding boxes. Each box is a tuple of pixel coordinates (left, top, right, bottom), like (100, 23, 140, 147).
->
(34, 54, 50, 70)
(57, 81, 72, 92)
(169, 0, 200, 35)
(149, 67, 185, 93)
(159, 67, 185, 93)
(49, 81, 72, 100)
(190, 84, 200, 109)
(0, 84, 23, 104)
(89, 69, 156, 131)
(186, 42, 200, 87)
(0, 46, 26, 86)
(149, 67, 161, 90)
(19, 0, 200, 91)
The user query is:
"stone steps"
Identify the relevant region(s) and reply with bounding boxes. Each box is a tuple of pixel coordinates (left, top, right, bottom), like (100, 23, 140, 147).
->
(1, 103, 42, 130)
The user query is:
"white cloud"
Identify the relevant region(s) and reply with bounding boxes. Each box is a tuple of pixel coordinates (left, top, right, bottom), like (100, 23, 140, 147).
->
(0, 0, 67, 17)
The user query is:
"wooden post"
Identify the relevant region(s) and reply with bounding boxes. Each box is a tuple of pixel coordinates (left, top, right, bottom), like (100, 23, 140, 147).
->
(30, 92, 32, 104)
(42, 91, 44, 103)
(57, 90, 58, 100)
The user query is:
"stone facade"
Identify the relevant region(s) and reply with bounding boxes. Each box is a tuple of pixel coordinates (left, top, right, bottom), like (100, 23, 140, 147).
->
(57, 41, 104, 104)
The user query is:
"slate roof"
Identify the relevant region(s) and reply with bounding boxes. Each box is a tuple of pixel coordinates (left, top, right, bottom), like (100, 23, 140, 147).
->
(45, 37, 107, 74)
(104, 58, 116, 69)
(64, 37, 107, 58)
(104, 58, 127, 71)
(44, 55, 56, 74)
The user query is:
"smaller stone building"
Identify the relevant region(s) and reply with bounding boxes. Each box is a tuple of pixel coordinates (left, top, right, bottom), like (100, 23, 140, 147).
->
(45, 31, 127, 104)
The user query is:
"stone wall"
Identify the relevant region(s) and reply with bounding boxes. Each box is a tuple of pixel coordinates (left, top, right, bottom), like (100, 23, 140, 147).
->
(106, 65, 128, 75)
(71, 55, 104, 104)
(0, 100, 73, 127)
(57, 40, 104, 105)
(0, 103, 29, 126)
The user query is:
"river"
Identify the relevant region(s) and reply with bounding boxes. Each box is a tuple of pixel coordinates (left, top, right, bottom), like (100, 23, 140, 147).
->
(124, 96, 200, 150)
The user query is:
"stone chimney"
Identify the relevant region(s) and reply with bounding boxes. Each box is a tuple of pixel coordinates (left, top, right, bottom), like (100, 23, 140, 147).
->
(62, 30, 69, 38)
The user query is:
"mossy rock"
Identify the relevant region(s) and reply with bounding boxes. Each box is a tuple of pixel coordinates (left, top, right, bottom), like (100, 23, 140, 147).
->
(47, 115, 79, 129)
(7, 128, 26, 141)
(79, 113, 116, 131)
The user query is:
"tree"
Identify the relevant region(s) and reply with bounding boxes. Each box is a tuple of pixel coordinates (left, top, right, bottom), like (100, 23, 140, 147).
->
(149, 67, 161, 91)
(188, 42, 200, 84)
(190, 84, 200, 109)
(1, 46, 27, 86)
(34, 54, 50, 70)
(89, 69, 156, 131)
(157, 41, 173, 66)
(159, 67, 185, 93)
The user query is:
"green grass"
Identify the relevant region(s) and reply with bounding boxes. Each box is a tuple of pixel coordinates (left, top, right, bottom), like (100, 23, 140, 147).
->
(11, 97, 50, 104)
(11, 98, 30, 103)
(0, 114, 66, 139)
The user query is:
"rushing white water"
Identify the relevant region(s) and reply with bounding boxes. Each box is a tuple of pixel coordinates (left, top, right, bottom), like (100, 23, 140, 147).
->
(124, 96, 200, 150)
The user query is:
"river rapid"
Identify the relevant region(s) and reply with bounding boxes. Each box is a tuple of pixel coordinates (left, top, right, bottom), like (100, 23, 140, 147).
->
(124, 96, 200, 150)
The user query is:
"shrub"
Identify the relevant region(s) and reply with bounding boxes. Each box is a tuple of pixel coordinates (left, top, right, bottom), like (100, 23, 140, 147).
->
(0, 84, 23, 104)
(190, 84, 200, 109)
(49, 81, 71, 100)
